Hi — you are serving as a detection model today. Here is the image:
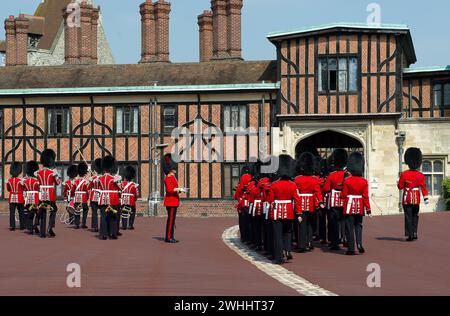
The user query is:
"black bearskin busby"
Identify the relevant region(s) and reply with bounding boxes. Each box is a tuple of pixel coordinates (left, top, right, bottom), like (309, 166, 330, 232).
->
(162, 153, 177, 176)
(78, 162, 89, 177)
(347, 152, 365, 177)
(331, 148, 348, 169)
(102, 155, 117, 174)
(40, 149, 56, 168)
(10, 162, 22, 177)
(404, 147, 422, 171)
(25, 161, 39, 177)
(67, 165, 78, 179)
(125, 166, 136, 181)
(251, 158, 261, 181)
(278, 154, 294, 180)
(92, 158, 103, 174)
(240, 164, 252, 177)
(295, 152, 315, 176)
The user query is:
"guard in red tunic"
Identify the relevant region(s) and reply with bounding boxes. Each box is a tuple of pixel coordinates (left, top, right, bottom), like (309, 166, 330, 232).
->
(266, 155, 303, 264)
(317, 158, 330, 245)
(64, 165, 78, 226)
(73, 162, 90, 229)
(37, 149, 60, 238)
(322, 149, 349, 250)
(341, 152, 371, 255)
(162, 153, 185, 243)
(23, 161, 40, 235)
(7, 162, 25, 231)
(98, 155, 122, 240)
(294, 152, 325, 252)
(88, 158, 102, 232)
(120, 166, 140, 230)
(397, 148, 429, 241)
(234, 165, 252, 243)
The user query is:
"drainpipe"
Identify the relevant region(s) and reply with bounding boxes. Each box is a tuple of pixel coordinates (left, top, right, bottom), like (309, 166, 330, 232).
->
(395, 130, 406, 213)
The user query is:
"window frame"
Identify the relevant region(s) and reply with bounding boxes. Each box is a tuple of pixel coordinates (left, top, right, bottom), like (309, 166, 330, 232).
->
(223, 104, 248, 133)
(420, 157, 446, 197)
(46, 106, 70, 136)
(163, 105, 177, 133)
(318, 55, 359, 95)
(116, 105, 140, 135)
(223, 163, 245, 199)
(433, 82, 450, 108)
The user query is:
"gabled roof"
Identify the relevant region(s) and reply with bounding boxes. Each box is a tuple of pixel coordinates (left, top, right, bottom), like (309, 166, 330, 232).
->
(267, 22, 417, 65)
(403, 65, 450, 78)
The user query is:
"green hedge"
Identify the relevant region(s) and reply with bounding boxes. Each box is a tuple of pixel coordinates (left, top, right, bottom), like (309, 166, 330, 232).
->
(444, 177, 450, 211)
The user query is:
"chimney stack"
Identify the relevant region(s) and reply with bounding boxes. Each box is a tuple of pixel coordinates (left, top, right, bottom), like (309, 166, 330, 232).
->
(79, 1, 93, 64)
(14, 14, 30, 66)
(63, 4, 80, 64)
(227, 0, 243, 59)
(4, 16, 17, 67)
(198, 10, 213, 62)
(91, 6, 100, 63)
(154, 0, 171, 62)
(211, 0, 228, 60)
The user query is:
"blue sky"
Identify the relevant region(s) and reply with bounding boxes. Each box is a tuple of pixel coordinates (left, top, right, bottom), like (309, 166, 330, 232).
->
(1, 0, 449, 67)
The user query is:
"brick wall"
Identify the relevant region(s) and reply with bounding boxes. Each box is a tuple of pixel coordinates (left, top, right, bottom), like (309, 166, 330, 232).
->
(198, 10, 213, 62)
(4, 16, 17, 67)
(14, 14, 29, 66)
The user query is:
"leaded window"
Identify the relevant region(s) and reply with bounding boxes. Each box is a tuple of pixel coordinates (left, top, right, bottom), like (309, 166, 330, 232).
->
(319, 56, 358, 93)
(421, 159, 445, 196)
(116, 106, 139, 134)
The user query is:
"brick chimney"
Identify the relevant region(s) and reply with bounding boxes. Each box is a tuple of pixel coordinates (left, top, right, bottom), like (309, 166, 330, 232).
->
(79, 1, 93, 64)
(140, 0, 156, 63)
(198, 10, 213, 62)
(211, 0, 228, 60)
(226, 0, 243, 60)
(63, 4, 80, 64)
(154, 0, 171, 62)
(91, 6, 99, 63)
(14, 14, 30, 66)
(4, 16, 17, 67)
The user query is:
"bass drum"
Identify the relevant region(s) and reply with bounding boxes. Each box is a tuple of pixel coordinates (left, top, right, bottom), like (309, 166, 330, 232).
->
(66, 200, 76, 215)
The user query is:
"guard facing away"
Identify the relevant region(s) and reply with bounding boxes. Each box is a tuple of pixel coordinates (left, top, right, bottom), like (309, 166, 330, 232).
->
(341, 152, 372, 255)
(74, 162, 90, 229)
(37, 149, 60, 238)
(64, 165, 78, 226)
(120, 166, 140, 230)
(398, 148, 429, 241)
(162, 153, 186, 243)
(7, 162, 25, 231)
(89, 158, 103, 232)
(234, 164, 253, 243)
(23, 161, 41, 235)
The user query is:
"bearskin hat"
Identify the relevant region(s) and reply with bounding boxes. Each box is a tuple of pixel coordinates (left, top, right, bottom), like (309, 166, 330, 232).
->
(162, 153, 177, 176)
(25, 161, 39, 177)
(278, 154, 294, 180)
(66, 165, 78, 179)
(297, 152, 316, 176)
(102, 155, 117, 174)
(404, 147, 422, 170)
(40, 149, 56, 168)
(125, 166, 136, 181)
(10, 162, 22, 177)
(92, 158, 103, 174)
(240, 164, 252, 177)
(78, 162, 89, 177)
(331, 148, 348, 169)
(347, 152, 365, 177)
(251, 159, 262, 180)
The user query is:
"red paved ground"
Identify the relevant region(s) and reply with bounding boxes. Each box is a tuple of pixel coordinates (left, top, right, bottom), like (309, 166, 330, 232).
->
(0, 216, 296, 296)
(285, 212, 450, 296)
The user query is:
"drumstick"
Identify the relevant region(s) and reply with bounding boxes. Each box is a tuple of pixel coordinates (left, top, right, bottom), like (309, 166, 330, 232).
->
(75, 145, 92, 173)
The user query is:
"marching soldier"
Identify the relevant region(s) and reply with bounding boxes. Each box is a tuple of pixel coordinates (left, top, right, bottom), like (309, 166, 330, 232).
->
(234, 165, 252, 243)
(37, 149, 60, 238)
(294, 152, 325, 252)
(120, 166, 140, 230)
(98, 155, 121, 240)
(317, 158, 330, 245)
(7, 162, 25, 231)
(89, 158, 102, 232)
(248, 162, 268, 251)
(322, 149, 349, 251)
(73, 162, 90, 229)
(397, 148, 429, 241)
(266, 155, 303, 264)
(341, 152, 371, 255)
(23, 161, 40, 235)
(63, 165, 78, 226)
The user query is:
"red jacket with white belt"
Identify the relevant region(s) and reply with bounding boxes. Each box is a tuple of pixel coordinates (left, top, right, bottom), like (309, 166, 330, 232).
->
(121, 181, 139, 207)
(36, 169, 60, 202)
(74, 177, 89, 204)
(164, 175, 180, 207)
(341, 176, 371, 216)
(23, 177, 40, 205)
(7, 177, 25, 204)
(98, 174, 121, 206)
(397, 170, 428, 205)
(266, 179, 303, 220)
(294, 175, 323, 212)
(322, 170, 349, 208)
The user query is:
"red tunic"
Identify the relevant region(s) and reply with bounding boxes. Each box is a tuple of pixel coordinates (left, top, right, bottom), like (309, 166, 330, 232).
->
(23, 177, 40, 205)
(36, 168, 60, 202)
(121, 181, 139, 207)
(341, 176, 371, 216)
(163, 175, 180, 207)
(98, 174, 121, 206)
(88, 175, 102, 203)
(266, 179, 303, 220)
(63, 179, 75, 202)
(294, 175, 323, 212)
(397, 170, 429, 205)
(6, 177, 25, 204)
(73, 177, 89, 204)
(322, 170, 348, 208)
(234, 174, 252, 212)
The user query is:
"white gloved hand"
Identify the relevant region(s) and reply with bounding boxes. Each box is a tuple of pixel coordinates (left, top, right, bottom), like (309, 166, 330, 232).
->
(298, 216, 303, 224)
(424, 198, 429, 205)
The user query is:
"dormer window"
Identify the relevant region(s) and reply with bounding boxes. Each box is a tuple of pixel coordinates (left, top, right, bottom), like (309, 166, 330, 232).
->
(318, 56, 358, 93)
(28, 34, 41, 51)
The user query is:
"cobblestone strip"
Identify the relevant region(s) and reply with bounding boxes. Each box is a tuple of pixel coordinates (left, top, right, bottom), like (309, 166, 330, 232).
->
(222, 225, 338, 296)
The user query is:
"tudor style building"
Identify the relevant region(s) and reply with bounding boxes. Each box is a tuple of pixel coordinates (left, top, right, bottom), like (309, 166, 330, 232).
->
(0, 1, 449, 215)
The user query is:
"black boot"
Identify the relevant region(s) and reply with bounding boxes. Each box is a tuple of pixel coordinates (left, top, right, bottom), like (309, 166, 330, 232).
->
(345, 250, 356, 256)
(358, 246, 365, 254)
(48, 229, 56, 238)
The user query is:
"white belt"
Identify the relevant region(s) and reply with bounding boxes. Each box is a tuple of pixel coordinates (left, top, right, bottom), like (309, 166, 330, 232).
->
(406, 188, 420, 191)
(41, 186, 53, 189)
(75, 191, 87, 194)
(299, 194, 313, 197)
(121, 193, 134, 196)
(101, 191, 119, 193)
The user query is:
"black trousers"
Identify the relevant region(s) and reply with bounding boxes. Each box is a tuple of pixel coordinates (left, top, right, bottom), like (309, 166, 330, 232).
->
(329, 207, 342, 247)
(26, 206, 40, 232)
(403, 205, 420, 238)
(121, 206, 136, 229)
(74, 203, 89, 227)
(238, 212, 245, 242)
(318, 208, 328, 241)
(99, 206, 108, 238)
(90, 202, 99, 230)
(39, 202, 57, 237)
(244, 212, 253, 244)
(299, 212, 315, 249)
(345, 215, 363, 252)
(252, 215, 263, 247)
(266, 219, 274, 257)
(165, 207, 178, 241)
(339, 208, 347, 243)
(9, 203, 25, 229)
(311, 211, 318, 237)
(107, 206, 119, 238)
(272, 220, 293, 262)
